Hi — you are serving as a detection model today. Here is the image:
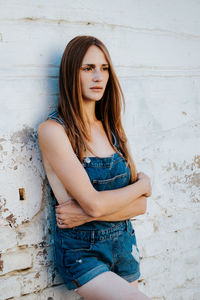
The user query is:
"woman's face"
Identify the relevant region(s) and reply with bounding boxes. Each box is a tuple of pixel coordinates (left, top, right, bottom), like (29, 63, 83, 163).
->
(80, 45, 109, 103)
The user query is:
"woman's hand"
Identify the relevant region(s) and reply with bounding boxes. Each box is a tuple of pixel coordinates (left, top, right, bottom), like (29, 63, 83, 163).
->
(137, 172, 152, 197)
(55, 199, 94, 228)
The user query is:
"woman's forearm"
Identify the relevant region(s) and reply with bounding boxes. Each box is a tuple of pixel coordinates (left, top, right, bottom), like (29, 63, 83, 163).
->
(94, 196, 147, 222)
(92, 179, 145, 218)
(56, 196, 147, 228)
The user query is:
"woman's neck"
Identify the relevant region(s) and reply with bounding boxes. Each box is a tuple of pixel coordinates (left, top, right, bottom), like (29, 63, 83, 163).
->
(82, 100, 98, 124)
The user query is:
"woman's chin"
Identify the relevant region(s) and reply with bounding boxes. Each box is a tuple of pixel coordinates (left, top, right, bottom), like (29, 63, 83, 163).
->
(83, 96, 103, 102)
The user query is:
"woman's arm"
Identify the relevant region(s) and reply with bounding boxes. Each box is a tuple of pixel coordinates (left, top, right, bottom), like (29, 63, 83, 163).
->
(96, 196, 147, 221)
(56, 196, 147, 228)
(38, 121, 151, 218)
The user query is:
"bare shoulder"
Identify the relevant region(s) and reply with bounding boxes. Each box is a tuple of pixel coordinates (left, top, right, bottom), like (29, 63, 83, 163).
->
(38, 119, 72, 151)
(38, 118, 66, 136)
(37, 118, 77, 170)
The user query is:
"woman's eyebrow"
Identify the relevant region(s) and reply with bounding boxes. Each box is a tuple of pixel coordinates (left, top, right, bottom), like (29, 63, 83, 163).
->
(81, 63, 109, 67)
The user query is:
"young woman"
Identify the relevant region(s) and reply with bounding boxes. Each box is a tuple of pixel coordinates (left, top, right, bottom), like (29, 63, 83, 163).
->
(38, 35, 152, 300)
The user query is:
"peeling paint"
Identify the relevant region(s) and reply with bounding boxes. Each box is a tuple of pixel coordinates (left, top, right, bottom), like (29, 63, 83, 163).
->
(17, 231, 26, 240)
(35, 271, 40, 278)
(169, 170, 200, 188)
(163, 155, 200, 197)
(163, 155, 200, 172)
(21, 219, 30, 224)
(184, 172, 200, 187)
(0, 197, 6, 211)
(10, 125, 37, 146)
(0, 254, 3, 271)
(6, 214, 17, 225)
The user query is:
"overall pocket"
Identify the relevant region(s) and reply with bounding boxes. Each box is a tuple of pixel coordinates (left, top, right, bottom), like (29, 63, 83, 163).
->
(60, 231, 93, 252)
(92, 172, 127, 191)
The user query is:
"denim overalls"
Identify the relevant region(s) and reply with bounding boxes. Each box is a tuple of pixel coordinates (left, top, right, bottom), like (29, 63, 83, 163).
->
(46, 110, 141, 290)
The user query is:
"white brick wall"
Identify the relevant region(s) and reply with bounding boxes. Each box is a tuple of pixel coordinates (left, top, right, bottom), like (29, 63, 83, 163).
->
(0, 1, 199, 299)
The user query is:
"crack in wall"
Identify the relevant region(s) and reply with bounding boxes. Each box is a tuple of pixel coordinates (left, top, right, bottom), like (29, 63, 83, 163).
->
(1, 17, 200, 40)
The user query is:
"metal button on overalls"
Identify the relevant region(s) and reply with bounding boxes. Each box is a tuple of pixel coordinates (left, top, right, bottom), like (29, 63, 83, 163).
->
(85, 157, 91, 164)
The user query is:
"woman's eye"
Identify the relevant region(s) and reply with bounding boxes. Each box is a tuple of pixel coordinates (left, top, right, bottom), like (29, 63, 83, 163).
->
(82, 66, 109, 72)
(84, 67, 92, 71)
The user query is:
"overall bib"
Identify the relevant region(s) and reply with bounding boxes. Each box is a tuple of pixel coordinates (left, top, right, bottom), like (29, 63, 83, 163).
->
(47, 110, 141, 290)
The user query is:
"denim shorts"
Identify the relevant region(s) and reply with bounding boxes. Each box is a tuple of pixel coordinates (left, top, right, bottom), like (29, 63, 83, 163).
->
(47, 110, 141, 290)
(54, 220, 141, 290)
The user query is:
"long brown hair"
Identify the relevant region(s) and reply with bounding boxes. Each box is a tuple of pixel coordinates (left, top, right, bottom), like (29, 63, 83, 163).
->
(57, 35, 137, 183)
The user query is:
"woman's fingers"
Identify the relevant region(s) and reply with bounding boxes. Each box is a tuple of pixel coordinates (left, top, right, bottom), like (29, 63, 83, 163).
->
(56, 213, 68, 227)
(56, 213, 64, 221)
(56, 206, 64, 214)
(56, 220, 68, 228)
(56, 201, 73, 213)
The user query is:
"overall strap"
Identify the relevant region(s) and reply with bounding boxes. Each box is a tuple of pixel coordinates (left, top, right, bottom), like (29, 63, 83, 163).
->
(111, 130, 123, 155)
(46, 110, 65, 127)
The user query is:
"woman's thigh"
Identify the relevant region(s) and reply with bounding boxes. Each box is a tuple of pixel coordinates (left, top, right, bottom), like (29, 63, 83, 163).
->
(76, 271, 150, 300)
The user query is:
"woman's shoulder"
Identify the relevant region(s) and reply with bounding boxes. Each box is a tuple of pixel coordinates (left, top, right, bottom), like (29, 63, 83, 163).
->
(37, 110, 67, 144)
(37, 113, 73, 161)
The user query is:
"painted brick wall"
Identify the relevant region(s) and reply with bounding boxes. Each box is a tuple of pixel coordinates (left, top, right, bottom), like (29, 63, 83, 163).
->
(0, 1, 200, 299)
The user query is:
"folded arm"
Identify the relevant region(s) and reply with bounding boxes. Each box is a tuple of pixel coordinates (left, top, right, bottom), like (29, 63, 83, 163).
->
(55, 196, 147, 228)
(97, 195, 147, 221)
(38, 121, 151, 218)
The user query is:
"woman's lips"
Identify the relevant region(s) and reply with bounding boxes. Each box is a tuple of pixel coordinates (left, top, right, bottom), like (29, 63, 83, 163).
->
(90, 87, 103, 92)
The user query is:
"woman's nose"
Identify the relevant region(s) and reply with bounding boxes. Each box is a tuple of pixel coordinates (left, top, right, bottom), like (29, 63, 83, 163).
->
(92, 69, 103, 81)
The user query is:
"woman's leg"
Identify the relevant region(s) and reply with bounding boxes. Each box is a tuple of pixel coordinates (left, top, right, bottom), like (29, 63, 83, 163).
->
(76, 271, 151, 300)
